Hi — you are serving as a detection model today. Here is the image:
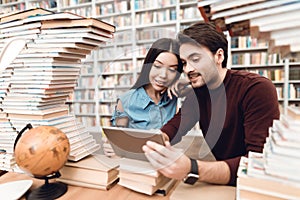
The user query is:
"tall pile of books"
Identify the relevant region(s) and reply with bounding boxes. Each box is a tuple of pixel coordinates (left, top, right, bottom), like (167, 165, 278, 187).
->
(118, 158, 176, 196)
(236, 106, 300, 200)
(0, 8, 115, 171)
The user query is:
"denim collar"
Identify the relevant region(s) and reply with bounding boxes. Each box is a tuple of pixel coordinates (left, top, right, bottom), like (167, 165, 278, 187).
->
(138, 87, 172, 109)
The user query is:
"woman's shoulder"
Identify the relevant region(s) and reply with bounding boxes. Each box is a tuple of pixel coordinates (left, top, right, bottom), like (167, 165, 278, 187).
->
(119, 88, 146, 101)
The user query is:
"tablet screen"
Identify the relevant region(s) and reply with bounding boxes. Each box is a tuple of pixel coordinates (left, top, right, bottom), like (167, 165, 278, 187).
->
(102, 126, 165, 161)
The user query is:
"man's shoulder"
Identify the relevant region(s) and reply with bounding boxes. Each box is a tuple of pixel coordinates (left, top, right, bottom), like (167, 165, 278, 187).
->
(227, 69, 276, 96)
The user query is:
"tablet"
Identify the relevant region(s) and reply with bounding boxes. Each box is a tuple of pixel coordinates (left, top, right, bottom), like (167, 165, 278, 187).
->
(102, 126, 165, 161)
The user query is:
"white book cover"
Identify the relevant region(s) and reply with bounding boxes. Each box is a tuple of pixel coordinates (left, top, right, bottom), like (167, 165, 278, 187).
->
(10, 83, 76, 89)
(14, 56, 80, 63)
(269, 127, 300, 150)
(21, 47, 91, 55)
(237, 151, 300, 199)
(280, 114, 300, 131)
(0, 22, 42, 33)
(40, 27, 113, 38)
(18, 52, 86, 59)
(4, 105, 68, 115)
(248, 151, 300, 186)
(13, 66, 81, 71)
(68, 143, 101, 162)
(26, 42, 97, 50)
(267, 137, 300, 159)
(22, 12, 82, 23)
(33, 37, 105, 47)
(0, 29, 40, 39)
(11, 75, 78, 80)
(39, 32, 111, 42)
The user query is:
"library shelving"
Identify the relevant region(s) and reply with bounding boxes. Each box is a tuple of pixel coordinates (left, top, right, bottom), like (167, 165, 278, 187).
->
(1, 0, 202, 127)
(60, 0, 202, 127)
(229, 35, 300, 113)
(198, 0, 300, 114)
(0, 0, 202, 127)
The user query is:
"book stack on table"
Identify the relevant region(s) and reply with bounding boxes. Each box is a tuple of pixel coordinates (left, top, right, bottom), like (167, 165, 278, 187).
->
(57, 154, 120, 190)
(118, 158, 176, 196)
(0, 8, 116, 170)
(236, 105, 300, 200)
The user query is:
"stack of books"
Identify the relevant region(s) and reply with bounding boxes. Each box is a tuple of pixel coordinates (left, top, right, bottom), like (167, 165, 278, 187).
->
(118, 158, 176, 196)
(0, 8, 115, 169)
(57, 154, 120, 190)
(236, 106, 300, 200)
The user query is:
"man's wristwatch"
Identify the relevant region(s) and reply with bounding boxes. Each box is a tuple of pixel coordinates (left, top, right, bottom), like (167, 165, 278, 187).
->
(183, 158, 199, 185)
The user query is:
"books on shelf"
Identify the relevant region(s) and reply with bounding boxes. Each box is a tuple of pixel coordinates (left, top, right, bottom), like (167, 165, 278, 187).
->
(57, 154, 120, 190)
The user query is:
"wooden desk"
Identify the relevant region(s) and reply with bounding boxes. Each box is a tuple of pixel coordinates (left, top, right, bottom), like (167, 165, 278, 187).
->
(0, 172, 236, 200)
(0, 172, 173, 200)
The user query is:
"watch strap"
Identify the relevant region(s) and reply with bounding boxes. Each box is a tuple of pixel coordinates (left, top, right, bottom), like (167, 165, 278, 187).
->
(190, 158, 198, 175)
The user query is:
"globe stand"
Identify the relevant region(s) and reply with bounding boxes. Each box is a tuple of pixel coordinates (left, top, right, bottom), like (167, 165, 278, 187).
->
(26, 171, 67, 200)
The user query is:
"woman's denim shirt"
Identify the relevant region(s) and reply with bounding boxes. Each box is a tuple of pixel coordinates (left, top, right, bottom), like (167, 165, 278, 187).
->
(111, 87, 177, 129)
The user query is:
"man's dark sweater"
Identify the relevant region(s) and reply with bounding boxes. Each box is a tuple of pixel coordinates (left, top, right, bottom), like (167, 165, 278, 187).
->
(161, 69, 280, 185)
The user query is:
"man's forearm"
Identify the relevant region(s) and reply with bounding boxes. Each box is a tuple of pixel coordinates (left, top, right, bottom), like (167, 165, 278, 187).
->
(197, 160, 230, 185)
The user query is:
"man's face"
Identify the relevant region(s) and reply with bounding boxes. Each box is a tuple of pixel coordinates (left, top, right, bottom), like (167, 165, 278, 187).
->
(179, 43, 220, 88)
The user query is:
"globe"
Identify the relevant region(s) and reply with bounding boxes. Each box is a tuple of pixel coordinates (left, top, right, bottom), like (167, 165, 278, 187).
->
(14, 125, 70, 177)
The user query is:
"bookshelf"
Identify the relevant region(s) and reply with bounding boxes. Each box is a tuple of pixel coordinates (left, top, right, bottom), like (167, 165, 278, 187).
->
(0, 0, 202, 127)
(58, 0, 202, 127)
(198, 0, 300, 115)
(92, 0, 202, 127)
(229, 35, 300, 113)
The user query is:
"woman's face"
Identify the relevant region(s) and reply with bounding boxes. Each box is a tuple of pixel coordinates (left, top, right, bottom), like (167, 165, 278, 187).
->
(149, 52, 179, 92)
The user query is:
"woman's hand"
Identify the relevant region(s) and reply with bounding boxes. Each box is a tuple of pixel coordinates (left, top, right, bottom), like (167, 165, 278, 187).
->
(167, 78, 192, 99)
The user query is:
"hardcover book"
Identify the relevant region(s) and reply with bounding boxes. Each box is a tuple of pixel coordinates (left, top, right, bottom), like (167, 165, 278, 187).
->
(58, 154, 119, 190)
(41, 18, 116, 33)
(0, 8, 53, 23)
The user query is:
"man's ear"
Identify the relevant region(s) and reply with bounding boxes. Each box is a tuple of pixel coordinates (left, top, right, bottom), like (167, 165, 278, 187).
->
(215, 48, 224, 65)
